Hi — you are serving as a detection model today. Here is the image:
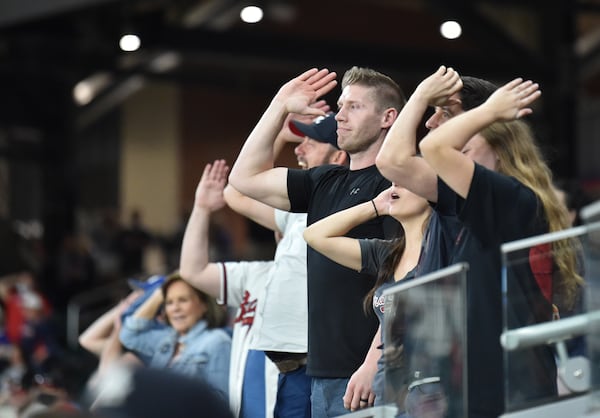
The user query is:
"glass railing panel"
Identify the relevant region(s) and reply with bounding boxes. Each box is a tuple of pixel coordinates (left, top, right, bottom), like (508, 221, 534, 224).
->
(383, 263, 468, 418)
(501, 223, 599, 413)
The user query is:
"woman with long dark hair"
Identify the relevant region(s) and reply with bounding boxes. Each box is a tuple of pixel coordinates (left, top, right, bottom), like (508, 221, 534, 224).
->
(303, 179, 461, 409)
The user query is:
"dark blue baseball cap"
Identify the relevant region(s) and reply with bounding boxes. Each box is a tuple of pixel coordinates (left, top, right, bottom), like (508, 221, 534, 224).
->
(289, 113, 339, 150)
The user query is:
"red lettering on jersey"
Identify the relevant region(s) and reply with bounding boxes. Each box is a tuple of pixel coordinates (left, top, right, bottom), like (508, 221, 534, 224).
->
(234, 290, 257, 326)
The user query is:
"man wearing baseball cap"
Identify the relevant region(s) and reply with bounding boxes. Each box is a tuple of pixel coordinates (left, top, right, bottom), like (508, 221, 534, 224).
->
(288, 113, 347, 169)
(180, 110, 348, 418)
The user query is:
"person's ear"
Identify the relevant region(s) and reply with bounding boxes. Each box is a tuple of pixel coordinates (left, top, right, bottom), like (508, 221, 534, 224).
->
(331, 150, 349, 166)
(382, 108, 398, 129)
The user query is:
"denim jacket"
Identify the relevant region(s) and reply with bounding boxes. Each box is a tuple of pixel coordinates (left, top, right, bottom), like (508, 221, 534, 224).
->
(120, 316, 231, 398)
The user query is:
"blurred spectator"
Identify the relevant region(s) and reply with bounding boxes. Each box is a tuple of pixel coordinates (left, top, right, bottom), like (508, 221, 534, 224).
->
(89, 364, 233, 418)
(119, 273, 231, 398)
(79, 289, 145, 377)
(0, 345, 27, 406)
(16, 357, 82, 417)
(0, 272, 61, 376)
(0, 347, 83, 417)
(2, 273, 45, 344)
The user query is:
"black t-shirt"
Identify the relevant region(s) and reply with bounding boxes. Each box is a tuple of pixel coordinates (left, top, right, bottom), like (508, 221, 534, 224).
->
(440, 164, 556, 417)
(288, 164, 397, 377)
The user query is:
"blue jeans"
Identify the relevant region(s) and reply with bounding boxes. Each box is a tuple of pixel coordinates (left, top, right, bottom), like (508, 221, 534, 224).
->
(310, 377, 349, 418)
(274, 365, 311, 418)
(241, 350, 266, 418)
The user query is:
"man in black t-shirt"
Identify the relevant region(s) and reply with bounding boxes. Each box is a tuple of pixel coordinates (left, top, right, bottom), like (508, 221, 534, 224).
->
(377, 67, 557, 418)
(230, 67, 405, 417)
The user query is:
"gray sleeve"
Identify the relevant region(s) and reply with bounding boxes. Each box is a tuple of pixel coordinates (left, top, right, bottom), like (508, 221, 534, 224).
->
(359, 238, 395, 275)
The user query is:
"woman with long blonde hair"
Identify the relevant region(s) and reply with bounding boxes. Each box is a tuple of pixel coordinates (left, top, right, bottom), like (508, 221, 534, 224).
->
(417, 77, 583, 416)
(377, 67, 583, 417)
(478, 120, 582, 307)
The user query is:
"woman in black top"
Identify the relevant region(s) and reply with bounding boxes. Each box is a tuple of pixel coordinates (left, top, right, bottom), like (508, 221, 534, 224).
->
(377, 67, 583, 417)
(417, 77, 583, 416)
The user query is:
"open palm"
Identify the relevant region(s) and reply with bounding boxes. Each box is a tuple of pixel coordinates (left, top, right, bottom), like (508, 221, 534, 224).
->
(195, 159, 229, 211)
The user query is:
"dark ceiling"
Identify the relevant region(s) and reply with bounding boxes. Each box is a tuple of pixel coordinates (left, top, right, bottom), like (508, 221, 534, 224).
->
(1, 0, 599, 170)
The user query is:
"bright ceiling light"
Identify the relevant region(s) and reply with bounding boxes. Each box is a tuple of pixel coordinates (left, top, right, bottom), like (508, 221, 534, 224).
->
(73, 82, 94, 106)
(73, 73, 113, 106)
(440, 20, 462, 40)
(119, 34, 141, 52)
(240, 6, 263, 23)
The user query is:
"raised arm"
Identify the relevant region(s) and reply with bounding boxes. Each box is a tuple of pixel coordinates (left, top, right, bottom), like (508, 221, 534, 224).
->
(79, 302, 122, 356)
(97, 324, 123, 372)
(79, 291, 142, 356)
(131, 287, 164, 320)
(223, 105, 330, 232)
(97, 304, 142, 372)
(229, 68, 337, 209)
(419, 78, 540, 198)
(303, 188, 388, 272)
(179, 160, 229, 299)
(223, 185, 278, 232)
(377, 66, 462, 202)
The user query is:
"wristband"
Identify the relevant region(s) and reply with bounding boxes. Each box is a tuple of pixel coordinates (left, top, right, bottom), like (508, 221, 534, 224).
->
(371, 200, 380, 218)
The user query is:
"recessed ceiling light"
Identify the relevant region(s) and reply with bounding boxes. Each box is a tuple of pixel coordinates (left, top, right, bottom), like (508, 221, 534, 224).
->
(119, 34, 141, 52)
(240, 6, 263, 24)
(73, 73, 113, 105)
(440, 20, 462, 40)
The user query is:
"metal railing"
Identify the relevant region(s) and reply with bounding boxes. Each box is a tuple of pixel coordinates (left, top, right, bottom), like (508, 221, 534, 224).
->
(66, 281, 129, 349)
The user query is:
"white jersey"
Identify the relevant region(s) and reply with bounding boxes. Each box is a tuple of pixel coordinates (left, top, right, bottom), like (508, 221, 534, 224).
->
(219, 261, 279, 418)
(248, 210, 308, 352)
